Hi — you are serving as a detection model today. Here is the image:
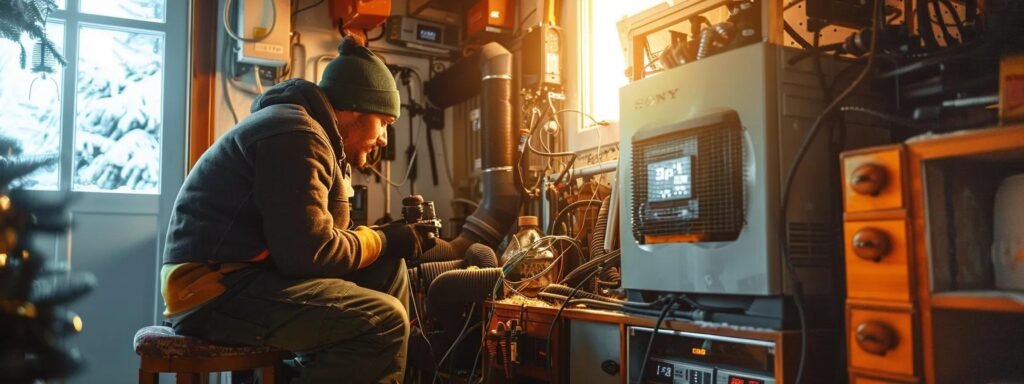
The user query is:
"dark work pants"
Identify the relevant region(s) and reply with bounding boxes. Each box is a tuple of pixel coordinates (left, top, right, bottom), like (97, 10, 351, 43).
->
(173, 256, 410, 384)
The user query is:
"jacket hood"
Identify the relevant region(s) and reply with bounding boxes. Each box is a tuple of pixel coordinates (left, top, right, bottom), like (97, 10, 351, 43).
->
(251, 79, 346, 163)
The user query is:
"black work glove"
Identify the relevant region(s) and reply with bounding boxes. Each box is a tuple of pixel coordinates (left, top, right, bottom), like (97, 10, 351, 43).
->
(380, 223, 424, 261)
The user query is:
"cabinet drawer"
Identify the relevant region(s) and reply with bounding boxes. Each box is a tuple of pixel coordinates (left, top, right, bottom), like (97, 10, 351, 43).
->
(842, 148, 904, 213)
(848, 306, 916, 377)
(844, 220, 912, 302)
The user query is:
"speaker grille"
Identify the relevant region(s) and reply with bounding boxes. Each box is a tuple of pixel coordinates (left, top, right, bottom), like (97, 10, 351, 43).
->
(631, 113, 745, 243)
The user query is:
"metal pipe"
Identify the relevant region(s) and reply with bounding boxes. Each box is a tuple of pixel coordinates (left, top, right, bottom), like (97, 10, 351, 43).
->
(547, 160, 618, 182)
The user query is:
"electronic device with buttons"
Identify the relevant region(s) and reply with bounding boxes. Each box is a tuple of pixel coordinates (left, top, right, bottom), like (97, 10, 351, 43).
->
(619, 41, 889, 328)
(385, 15, 461, 54)
(629, 326, 776, 384)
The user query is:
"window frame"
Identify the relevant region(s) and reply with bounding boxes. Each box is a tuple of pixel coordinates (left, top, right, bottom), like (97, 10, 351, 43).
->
(37, 0, 173, 197)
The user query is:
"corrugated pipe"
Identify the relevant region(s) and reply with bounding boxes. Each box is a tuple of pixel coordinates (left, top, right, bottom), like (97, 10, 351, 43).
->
(427, 268, 503, 308)
(589, 196, 611, 262)
(449, 42, 521, 257)
(419, 260, 465, 287)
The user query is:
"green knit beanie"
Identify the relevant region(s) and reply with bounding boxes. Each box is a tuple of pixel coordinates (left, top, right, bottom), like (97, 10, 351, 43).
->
(318, 37, 400, 119)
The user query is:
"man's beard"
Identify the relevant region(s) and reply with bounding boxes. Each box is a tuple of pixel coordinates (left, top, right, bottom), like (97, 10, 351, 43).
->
(338, 120, 369, 169)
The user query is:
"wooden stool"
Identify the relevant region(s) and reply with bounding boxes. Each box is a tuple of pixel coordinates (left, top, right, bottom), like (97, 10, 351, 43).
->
(134, 325, 282, 384)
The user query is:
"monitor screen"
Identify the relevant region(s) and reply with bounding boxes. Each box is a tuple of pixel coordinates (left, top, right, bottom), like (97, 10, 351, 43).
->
(647, 156, 693, 202)
(416, 24, 441, 43)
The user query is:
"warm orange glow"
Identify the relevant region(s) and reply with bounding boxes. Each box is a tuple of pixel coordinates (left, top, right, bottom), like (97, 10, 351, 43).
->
(583, 1, 666, 125)
(691, 347, 707, 356)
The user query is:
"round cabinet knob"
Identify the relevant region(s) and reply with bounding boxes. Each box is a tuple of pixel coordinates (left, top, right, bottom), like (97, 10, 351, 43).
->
(850, 163, 888, 196)
(601, 360, 620, 376)
(852, 227, 891, 262)
(855, 321, 897, 356)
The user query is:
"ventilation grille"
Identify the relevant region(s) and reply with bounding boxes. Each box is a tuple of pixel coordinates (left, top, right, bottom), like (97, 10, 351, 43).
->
(786, 222, 834, 267)
(631, 115, 744, 243)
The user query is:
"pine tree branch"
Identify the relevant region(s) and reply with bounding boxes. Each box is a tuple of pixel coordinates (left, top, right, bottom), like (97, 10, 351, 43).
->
(0, 0, 65, 67)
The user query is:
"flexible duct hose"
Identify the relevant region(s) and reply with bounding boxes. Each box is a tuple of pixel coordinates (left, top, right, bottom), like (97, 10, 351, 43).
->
(560, 249, 621, 287)
(419, 260, 465, 288)
(426, 268, 503, 308)
(420, 239, 458, 263)
(450, 43, 521, 257)
(465, 243, 499, 268)
(589, 196, 611, 262)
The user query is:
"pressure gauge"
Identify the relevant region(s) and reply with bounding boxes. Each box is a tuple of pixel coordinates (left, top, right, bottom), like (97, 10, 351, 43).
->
(545, 28, 560, 53)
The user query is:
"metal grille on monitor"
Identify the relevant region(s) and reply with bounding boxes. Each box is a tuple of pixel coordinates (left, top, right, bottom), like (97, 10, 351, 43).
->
(631, 114, 745, 243)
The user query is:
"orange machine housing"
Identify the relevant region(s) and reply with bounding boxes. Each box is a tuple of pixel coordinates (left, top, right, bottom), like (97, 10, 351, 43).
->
(329, 0, 392, 30)
(465, 0, 514, 42)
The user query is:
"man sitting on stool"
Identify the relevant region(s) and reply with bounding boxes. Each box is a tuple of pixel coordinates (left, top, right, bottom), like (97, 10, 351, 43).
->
(161, 36, 428, 383)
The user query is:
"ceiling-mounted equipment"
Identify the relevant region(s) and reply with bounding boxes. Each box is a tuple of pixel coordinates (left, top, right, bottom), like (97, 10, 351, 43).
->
(408, 0, 464, 26)
(235, 0, 292, 67)
(328, 0, 391, 30)
(465, 0, 513, 43)
(385, 15, 461, 54)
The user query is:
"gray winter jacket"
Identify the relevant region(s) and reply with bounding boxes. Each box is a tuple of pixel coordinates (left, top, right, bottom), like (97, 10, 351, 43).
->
(163, 79, 382, 277)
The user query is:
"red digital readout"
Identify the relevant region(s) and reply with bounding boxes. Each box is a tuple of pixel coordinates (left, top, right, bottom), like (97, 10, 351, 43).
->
(728, 376, 764, 384)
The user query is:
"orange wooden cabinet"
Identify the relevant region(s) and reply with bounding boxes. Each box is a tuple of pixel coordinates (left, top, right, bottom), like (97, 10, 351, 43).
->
(841, 145, 921, 383)
(844, 219, 913, 302)
(842, 146, 906, 214)
(847, 304, 917, 378)
(841, 125, 1024, 384)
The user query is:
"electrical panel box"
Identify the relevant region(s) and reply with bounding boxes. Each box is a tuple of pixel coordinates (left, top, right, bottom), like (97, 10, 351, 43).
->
(385, 15, 461, 54)
(236, 0, 292, 67)
(328, 0, 390, 30)
(465, 0, 514, 42)
(520, 24, 562, 90)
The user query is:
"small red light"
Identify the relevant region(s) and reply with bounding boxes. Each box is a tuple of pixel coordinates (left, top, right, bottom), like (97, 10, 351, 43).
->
(729, 378, 744, 384)
(747, 380, 764, 384)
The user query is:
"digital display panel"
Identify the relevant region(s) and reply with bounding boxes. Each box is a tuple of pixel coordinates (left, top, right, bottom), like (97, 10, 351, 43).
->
(416, 24, 441, 42)
(652, 361, 674, 381)
(647, 156, 693, 202)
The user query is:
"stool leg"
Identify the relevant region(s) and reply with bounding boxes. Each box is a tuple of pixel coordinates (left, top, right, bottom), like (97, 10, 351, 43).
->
(260, 365, 275, 384)
(139, 369, 158, 384)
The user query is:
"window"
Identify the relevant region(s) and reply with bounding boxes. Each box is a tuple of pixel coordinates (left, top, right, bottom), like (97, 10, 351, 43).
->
(578, 0, 666, 127)
(0, 21, 65, 190)
(1, 0, 166, 193)
(80, 0, 166, 23)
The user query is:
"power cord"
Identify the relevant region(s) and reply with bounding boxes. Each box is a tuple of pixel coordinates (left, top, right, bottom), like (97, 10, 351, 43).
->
(408, 284, 436, 372)
(221, 32, 240, 124)
(780, 2, 882, 383)
(223, 0, 276, 43)
(294, 0, 325, 15)
(433, 302, 477, 384)
(544, 264, 605, 372)
(633, 295, 677, 384)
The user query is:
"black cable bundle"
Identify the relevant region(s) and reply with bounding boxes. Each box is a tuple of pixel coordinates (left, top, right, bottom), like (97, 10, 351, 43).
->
(782, 2, 882, 383)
